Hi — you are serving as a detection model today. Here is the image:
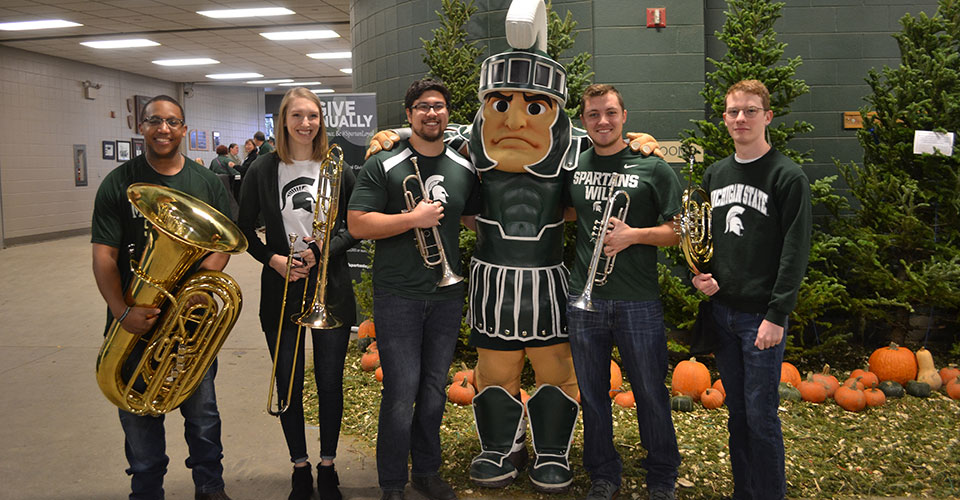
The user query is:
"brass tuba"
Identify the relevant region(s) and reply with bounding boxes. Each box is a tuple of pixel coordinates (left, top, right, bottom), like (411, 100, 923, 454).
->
(96, 183, 248, 416)
(267, 144, 343, 416)
(571, 173, 630, 312)
(675, 155, 713, 274)
(403, 156, 463, 287)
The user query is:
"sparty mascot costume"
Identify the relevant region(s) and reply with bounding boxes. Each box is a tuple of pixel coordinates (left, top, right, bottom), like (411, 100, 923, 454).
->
(366, 0, 660, 492)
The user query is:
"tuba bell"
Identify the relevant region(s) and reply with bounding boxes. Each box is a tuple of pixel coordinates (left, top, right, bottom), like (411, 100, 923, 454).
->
(571, 173, 630, 312)
(96, 183, 248, 416)
(675, 155, 713, 274)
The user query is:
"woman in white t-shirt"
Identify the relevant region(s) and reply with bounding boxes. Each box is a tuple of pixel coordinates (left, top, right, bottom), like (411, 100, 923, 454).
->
(237, 87, 357, 500)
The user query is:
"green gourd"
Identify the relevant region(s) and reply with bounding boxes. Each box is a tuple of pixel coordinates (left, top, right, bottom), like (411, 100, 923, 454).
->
(670, 395, 694, 412)
(778, 381, 801, 402)
(905, 380, 931, 398)
(877, 380, 905, 399)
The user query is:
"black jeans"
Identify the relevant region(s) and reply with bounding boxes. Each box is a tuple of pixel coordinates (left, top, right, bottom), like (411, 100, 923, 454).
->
(265, 323, 351, 462)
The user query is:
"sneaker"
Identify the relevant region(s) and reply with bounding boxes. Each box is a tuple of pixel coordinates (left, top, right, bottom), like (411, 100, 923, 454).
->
(411, 474, 458, 500)
(582, 479, 619, 500)
(648, 488, 676, 500)
(316, 463, 343, 500)
(289, 464, 313, 500)
(196, 491, 232, 500)
(380, 490, 404, 500)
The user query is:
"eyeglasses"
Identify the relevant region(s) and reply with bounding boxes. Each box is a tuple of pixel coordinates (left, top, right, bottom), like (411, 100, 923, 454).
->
(142, 116, 185, 128)
(724, 106, 766, 118)
(410, 102, 447, 113)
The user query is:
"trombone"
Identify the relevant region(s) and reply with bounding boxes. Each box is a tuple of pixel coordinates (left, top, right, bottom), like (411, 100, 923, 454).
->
(571, 173, 630, 312)
(403, 156, 463, 288)
(266, 144, 343, 416)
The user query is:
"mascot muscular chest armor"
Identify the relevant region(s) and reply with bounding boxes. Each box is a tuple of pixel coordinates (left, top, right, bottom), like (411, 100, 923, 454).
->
(460, 0, 581, 492)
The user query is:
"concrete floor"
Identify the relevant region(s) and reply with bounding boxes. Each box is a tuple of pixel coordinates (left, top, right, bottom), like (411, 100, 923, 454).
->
(0, 235, 385, 500)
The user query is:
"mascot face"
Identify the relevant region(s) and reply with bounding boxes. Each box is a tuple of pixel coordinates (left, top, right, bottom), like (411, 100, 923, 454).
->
(481, 90, 560, 173)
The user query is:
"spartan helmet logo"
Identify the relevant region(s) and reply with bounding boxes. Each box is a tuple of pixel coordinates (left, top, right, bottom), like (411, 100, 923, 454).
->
(725, 205, 746, 236)
(424, 174, 449, 204)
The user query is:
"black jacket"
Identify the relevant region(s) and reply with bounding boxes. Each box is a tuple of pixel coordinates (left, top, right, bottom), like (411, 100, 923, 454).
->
(238, 152, 358, 332)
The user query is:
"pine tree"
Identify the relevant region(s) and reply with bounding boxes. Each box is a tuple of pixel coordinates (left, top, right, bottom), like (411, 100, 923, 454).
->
(826, 0, 960, 346)
(545, 1, 594, 118)
(421, 0, 483, 125)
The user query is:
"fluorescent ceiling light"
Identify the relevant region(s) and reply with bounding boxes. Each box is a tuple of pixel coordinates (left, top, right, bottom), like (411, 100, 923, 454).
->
(206, 72, 264, 80)
(306, 51, 352, 59)
(197, 8, 294, 19)
(81, 39, 160, 49)
(0, 19, 82, 31)
(153, 58, 219, 66)
(311, 89, 335, 94)
(340, 68, 353, 74)
(279, 81, 322, 86)
(246, 79, 294, 84)
(262, 30, 339, 41)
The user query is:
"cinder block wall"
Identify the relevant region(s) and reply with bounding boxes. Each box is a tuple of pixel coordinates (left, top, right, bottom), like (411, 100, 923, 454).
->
(352, 0, 942, 178)
(0, 46, 265, 245)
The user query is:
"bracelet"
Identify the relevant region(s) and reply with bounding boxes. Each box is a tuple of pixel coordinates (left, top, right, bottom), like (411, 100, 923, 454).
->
(117, 305, 132, 323)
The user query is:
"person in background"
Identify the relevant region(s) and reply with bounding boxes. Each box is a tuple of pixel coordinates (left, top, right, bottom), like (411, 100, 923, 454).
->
(238, 87, 357, 500)
(227, 143, 240, 164)
(255, 130, 275, 155)
(210, 145, 241, 177)
(238, 138, 258, 177)
(691, 79, 812, 500)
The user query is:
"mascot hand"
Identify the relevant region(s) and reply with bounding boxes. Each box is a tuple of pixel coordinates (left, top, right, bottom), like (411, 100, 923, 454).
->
(626, 132, 664, 158)
(365, 130, 401, 159)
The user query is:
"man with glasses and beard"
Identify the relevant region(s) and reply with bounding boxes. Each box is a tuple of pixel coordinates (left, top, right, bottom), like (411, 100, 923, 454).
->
(348, 78, 481, 500)
(91, 95, 234, 500)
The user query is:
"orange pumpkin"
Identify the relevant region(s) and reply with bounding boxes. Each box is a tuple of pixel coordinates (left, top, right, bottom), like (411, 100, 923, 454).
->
(614, 390, 635, 408)
(868, 342, 917, 385)
(712, 379, 725, 397)
(375, 366, 384, 382)
(609, 360, 623, 398)
(811, 364, 840, 398)
(941, 364, 960, 387)
(357, 319, 376, 338)
(360, 351, 380, 372)
(367, 341, 378, 353)
(863, 387, 886, 407)
(780, 362, 802, 388)
(850, 368, 879, 388)
(842, 377, 865, 391)
(447, 378, 476, 405)
(946, 377, 960, 400)
(453, 364, 476, 390)
(798, 373, 827, 403)
(834, 385, 866, 412)
(700, 388, 724, 409)
(671, 357, 711, 401)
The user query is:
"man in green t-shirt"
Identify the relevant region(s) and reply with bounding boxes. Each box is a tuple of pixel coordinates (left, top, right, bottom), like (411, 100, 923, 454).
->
(348, 79, 480, 500)
(566, 84, 682, 500)
(254, 130, 274, 155)
(691, 79, 812, 500)
(90, 95, 234, 500)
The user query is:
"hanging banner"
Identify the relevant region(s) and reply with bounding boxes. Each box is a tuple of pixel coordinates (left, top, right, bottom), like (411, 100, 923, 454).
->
(317, 93, 378, 281)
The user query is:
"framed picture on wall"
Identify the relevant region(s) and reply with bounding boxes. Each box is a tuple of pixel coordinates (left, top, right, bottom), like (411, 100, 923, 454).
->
(116, 140, 131, 162)
(102, 140, 115, 160)
(131, 138, 145, 158)
(189, 130, 208, 151)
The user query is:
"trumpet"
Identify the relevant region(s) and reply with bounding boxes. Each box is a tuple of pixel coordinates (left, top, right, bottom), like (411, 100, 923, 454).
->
(403, 156, 463, 288)
(571, 173, 631, 312)
(266, 144, 343, 416)
(675, 155, 713, 274)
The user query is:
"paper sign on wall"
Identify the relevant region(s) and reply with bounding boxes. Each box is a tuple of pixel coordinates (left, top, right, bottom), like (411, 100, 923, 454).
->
(913, 130, 954, 156)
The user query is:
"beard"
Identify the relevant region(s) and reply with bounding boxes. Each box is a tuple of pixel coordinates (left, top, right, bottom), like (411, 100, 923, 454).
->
(413, 125, 443, 143)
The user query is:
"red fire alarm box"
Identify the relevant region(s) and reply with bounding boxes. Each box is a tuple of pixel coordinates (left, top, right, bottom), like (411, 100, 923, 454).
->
(647, 8, 666, 28)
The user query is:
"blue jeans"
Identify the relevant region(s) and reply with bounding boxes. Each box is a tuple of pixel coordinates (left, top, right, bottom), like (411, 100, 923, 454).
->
(373, 289, 463, 490)
(265, 323, 351, 463)
(567, 297, 680, 490)
(712, 301, 786, 500)
(118, 360, 224, 500)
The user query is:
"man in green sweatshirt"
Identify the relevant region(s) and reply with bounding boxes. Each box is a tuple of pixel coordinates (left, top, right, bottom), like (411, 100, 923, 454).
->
(691, 79, 811, 500)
